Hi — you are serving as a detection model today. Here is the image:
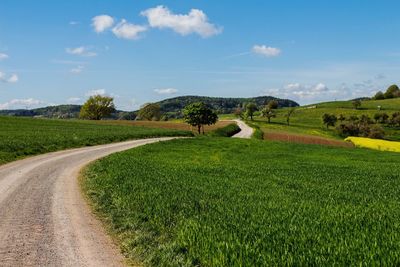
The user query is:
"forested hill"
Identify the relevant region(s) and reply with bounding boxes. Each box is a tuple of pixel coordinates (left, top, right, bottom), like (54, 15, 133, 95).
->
(0, 105, 82, 118)
(156, 95, 299, 114)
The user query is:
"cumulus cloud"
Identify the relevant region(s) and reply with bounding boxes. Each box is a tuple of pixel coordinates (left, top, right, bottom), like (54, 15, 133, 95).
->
(0, 53, 8, 61)
(70, 65, 84, 74)
(0, 71, 18, 83)
(112, 20, 147, 40)
(92, 15, 114, 33)
(85, 89, 106, 96)
(141, 5, 222, 38)
(154, 88, 178, 95)
(252, 45, 281, 57)
(66, 46, 97, 57)
(0, 98, 43, 110)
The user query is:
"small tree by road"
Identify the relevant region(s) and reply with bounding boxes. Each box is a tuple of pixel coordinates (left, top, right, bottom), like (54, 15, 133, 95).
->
(138, 103, 161, 121)
(322, 113, 337, 129)
(245, 103, 258, 120)
(79, 95, 115, 120)
(183, 102, 218, 134)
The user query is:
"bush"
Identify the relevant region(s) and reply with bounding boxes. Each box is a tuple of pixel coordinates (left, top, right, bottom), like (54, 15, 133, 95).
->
(208, 123, 241, 137)
(368, 125, 385, 139)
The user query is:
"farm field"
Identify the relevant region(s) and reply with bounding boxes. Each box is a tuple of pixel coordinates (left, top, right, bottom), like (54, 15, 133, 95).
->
(82, 137, 400, 266)
(95, 119, 232, 133)
(251, 98, 400, 142)
(0, 116, 192, 165)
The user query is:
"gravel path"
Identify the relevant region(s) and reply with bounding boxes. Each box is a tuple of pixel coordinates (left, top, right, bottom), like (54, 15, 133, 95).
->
(0, 138, 175, 267)
(232, 119, 254, 139)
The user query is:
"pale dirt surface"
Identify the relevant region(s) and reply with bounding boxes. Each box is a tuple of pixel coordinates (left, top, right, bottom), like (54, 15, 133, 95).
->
(231, 119, 254, 139)
(0, 138, 175, 267)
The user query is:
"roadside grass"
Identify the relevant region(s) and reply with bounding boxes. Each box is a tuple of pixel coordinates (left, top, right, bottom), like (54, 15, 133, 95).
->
(82, 137, 400, 266)
(0, 116, 192, 165)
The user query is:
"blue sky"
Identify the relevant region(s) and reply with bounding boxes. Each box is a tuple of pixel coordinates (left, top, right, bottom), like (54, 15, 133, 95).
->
(1, 0, 400, 110)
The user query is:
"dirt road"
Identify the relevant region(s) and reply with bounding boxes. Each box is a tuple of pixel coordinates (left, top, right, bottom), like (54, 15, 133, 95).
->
(232, 119, 254, 139)
(0, 138, 175, 267)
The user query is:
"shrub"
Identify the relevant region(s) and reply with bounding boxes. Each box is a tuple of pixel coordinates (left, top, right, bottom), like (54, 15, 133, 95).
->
(322, 114, 337, 129)
(208, 123, 240, 137)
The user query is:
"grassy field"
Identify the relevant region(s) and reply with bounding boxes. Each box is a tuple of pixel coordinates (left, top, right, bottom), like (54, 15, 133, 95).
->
(251, 98, 400, 141)
(0, 116, 192, 165)
(82, 137, 400, 266)
(94, 120, 232, 133)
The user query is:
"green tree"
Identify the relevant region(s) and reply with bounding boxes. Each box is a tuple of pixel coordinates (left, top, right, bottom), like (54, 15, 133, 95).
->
(183, 102, 218, 134)
(374, 91, 385, 100)
(245, 102, 258, 120)
(138, 103, 161, 121)
(285, 108, 295, 126)
(79, 95, 115, 120)
(261, 106, 276, 123)
(338, 114, 346, 122)
(352, 99, 362, 110)
(322, 113, 337, 129)
(384, 84, 400, 99)
(267, 100, 279, 109)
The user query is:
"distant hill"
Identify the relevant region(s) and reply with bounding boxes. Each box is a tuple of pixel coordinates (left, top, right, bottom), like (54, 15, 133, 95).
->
(0, 105, 136, 120)
(0, 95, 299, 119)
(154, 95, 299, 118)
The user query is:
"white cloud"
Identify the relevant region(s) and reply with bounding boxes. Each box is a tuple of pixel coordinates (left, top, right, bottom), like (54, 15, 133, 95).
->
(92, 15, 114, 33)
(0, 71, 18, 83)
(0, 98, 43, 110)
(69, 21, 80, 25)
(0, 53, 8, 61)
(112, 20, 147, 40)
(66, 46, 97, 57)
(154, 88, 178, 95)
(252, 45, 281, 57)
(85, 89, 106, 97)
(67, 97, 81, 104)
(70, 65, 84, 74)
(141, 5, 222, 38)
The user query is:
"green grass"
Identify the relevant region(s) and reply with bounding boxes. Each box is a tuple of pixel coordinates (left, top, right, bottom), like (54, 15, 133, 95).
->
(82, 137, 400, 266)
(0, 116, 192, 165)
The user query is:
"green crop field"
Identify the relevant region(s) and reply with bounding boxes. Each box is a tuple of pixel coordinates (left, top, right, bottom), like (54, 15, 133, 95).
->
(250, 98, 400, 141)
(82, 137, 400, 266)
(0, 116, 192, 165)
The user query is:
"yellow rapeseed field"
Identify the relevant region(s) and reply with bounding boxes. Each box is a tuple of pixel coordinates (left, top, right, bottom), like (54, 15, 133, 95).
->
(345, 137, 400, 153)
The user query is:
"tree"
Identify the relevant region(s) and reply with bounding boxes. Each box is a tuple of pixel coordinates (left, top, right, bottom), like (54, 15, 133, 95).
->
(374, 91, 385, 100)
(322, 113, 337, 129)
(138, 103, 161, 121)
(245, 103, 258, 120)
(261, 106, 276, 123)
(183, 102, 218, 134)
(285, 108, 295, 126)
(352, 99, 362, 110)
(79, 95, 115, 120)
(338, 114, 346, 122)
(384, 84, 400, 99)
(233, 107, 243, 119)
(267, 100, 279, 109)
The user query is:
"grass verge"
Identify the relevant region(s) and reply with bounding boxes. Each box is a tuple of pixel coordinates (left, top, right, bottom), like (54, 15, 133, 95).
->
(207, 123, 240, 137)
(82, 138, 400, 266)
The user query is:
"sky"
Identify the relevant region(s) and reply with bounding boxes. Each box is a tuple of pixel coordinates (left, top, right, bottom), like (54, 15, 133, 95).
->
(1, 0, 400, 110)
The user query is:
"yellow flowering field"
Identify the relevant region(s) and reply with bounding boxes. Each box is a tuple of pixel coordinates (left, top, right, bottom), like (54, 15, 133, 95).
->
(345, 137, 400, 153)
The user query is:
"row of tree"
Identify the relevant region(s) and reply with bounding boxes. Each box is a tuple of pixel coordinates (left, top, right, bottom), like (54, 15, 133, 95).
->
(322, 112, 400, 139)
(373, 84, 400, 100)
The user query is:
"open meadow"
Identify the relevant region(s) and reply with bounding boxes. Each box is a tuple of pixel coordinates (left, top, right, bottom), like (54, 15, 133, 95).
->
(82, 137, 400, 266)
(0, 116, 192, 165)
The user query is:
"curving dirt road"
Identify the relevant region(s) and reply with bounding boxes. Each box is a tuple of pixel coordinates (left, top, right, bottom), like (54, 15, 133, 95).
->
(0, 138, 175, 267)
(232, 119, 254, 139)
